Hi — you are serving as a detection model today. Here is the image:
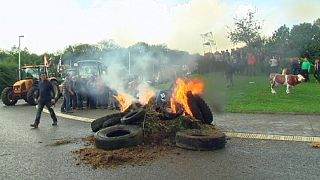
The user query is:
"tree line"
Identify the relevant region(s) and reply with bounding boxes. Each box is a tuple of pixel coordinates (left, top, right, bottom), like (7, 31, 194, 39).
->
(1, 11, 320, 92)
(198, 11, 320, 74)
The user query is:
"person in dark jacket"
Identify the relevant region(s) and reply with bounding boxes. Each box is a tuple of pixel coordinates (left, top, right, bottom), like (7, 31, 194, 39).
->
(30, 72, 58, 128)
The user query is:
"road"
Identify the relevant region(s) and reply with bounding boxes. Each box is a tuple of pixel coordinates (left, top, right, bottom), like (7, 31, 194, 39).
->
(0, 101, 319, 180)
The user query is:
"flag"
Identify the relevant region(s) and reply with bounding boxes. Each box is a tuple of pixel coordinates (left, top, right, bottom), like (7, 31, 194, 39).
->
(44, 55, 49, 67)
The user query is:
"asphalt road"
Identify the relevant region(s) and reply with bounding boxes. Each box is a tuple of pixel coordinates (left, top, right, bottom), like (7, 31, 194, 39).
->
(0, 101, 319, 180)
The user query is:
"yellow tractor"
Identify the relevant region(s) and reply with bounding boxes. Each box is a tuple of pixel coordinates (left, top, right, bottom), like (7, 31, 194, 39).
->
(1, 65, 60, 106)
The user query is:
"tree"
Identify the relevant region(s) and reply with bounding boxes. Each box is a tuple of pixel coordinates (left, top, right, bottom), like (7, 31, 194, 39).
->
(314, 18, 320, 28)
(227, 10, 263, 49)
(289, 23, 320, 58)
(266, 25, 291, 56)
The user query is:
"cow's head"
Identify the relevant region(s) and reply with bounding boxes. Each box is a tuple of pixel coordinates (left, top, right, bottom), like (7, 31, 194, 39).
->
(297, 74, 306, 82)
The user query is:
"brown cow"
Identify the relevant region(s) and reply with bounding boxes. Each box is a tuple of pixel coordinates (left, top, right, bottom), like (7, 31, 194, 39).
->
(269, 73, 305, 94)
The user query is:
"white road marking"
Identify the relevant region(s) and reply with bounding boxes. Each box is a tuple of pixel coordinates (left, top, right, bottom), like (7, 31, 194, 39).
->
(43, 109, 95, 122)
(225, 132, 320, 143)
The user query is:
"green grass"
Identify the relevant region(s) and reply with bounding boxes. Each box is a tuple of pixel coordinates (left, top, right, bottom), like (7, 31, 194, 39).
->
(201, 73, 320, 113)
(155, 73, 320, 113)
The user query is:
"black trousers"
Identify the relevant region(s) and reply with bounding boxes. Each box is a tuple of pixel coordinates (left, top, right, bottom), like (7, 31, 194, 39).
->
(301, 69, 309, 82)
(35, 101, 57, 124)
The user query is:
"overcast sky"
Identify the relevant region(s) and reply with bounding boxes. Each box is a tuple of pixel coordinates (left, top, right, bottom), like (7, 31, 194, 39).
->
(0, 0, 319, 55)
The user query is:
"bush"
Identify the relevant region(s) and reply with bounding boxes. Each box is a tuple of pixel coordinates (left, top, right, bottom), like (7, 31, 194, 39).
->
(0, 63, 18, 92)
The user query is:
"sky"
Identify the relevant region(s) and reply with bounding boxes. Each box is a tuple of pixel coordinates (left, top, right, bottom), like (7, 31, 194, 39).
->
(0, 0, 319, 55)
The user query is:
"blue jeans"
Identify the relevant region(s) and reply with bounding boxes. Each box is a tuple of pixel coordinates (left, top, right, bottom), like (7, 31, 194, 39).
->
(61, 94, 72, 112)
(76, 91, 84, 108)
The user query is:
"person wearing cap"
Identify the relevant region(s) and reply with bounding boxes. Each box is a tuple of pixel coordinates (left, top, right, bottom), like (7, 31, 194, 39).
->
(30, 72, 58, 128)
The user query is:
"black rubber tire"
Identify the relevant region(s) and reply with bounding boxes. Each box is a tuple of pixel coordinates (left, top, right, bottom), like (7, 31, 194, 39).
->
(23, 97, 29, 104)
(186, 91, 204, 121)
(175, 129, 226, 151)
(91, 112, 125, 132)
(51, 80, 61, 102)
(94, 125, 143, 150)
(1, 87, 17, 106)
(27, 86, 39, 105)
(193, 95, 213, 124)
(102, 117, 121, 128)
(120, 108, 146, 125)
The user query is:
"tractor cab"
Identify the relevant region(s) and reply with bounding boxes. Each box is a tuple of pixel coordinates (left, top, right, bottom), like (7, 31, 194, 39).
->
(75, 60, 106, 79)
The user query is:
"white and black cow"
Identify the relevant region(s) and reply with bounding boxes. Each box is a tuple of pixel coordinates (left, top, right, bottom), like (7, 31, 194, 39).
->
(269, 73, 305, 94)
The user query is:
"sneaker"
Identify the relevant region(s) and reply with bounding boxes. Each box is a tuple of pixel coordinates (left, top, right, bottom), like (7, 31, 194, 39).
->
(52, 122, 58, 126)
(30, 123, 38, 128)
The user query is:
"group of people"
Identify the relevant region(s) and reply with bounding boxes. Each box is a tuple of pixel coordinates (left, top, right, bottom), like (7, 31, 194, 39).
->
(60, 75, 119, 113)
(289, 57, 320, 82)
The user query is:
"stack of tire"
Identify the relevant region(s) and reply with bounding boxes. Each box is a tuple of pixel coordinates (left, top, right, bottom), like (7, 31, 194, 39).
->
(91, 93, 225, 151)
(91, 109, 146, 150)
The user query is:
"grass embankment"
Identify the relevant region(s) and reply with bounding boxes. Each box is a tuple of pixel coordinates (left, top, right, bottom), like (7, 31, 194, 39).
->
(156, 73, 320, 113)
(202, 73, 320, 113)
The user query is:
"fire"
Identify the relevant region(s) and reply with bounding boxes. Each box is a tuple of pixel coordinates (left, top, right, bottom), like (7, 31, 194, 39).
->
(170, 78, 205, 116)
(139, 88, 155, 105)
(187, 79, 205, 95)
(114, 94, 133, 112)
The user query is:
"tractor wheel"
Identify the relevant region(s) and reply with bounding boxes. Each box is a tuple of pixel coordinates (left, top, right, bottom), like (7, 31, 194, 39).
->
(1, 87, 18, 106)
(51, 80, 61, 102)
(27, 86, 39, 105)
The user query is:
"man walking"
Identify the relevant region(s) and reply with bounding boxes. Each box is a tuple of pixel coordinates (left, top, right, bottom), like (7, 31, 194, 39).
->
(30, 72, 58, 128)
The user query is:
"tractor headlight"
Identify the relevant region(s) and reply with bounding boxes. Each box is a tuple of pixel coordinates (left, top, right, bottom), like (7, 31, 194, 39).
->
(14, 86, 20, 91)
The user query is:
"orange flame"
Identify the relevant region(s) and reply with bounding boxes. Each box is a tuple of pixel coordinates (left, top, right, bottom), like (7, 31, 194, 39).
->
(114, 94, 132, 112)
(170, 78, 205, 116)
(139, 88, 155, 105)
(187, 79, 205, 95)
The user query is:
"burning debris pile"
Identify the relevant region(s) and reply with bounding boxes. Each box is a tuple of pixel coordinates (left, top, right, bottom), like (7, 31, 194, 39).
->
(74, 78, 226, 168)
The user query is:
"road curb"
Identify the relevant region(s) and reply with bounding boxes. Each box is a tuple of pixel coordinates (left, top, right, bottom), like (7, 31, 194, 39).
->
(225, 132, 320, 143)
(229, 112, 320, 116)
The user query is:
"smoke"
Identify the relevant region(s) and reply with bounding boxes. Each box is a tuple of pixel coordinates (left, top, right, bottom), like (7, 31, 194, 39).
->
(99, 48, 172, 104)
(97, 43, 197, 106)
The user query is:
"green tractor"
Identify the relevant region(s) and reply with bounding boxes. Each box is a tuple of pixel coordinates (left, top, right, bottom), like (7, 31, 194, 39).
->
(1, 65, 60, 106)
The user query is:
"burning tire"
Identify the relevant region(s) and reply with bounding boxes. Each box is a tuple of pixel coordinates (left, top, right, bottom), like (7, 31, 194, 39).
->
(102, 117, 121, 128)
(91, 112, 125, 132)
(175, 129, 226, 151)
(186, 91, 204, 121)
(94, 125, 143, 150)
(120, 108, 146, 125)
(193, 95, 213, 124)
